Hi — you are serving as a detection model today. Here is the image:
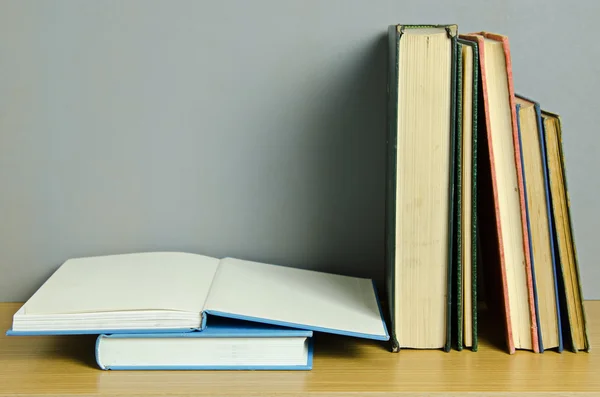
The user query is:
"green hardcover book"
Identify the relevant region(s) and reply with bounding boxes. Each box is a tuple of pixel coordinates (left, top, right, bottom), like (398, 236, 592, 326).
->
(456, 38, 479, 352)
(453, 41, 464, 351)
(386, 24, 458, 352)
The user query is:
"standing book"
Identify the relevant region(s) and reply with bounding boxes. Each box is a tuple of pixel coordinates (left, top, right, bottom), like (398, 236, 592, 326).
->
(515, 95, 562, 352)
(459, 32, 539, 353)
(541, 111, 590, 352)
(454, 38, 479, 351)
(386, 24, 457, 351)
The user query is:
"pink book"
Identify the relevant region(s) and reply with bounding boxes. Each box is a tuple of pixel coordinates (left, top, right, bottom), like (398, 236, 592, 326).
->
(460, 32, 539, 354)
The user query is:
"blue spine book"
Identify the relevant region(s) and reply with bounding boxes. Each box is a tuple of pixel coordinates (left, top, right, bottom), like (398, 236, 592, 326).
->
(516, 95, 563, 352)
(95, 319, 314, 370)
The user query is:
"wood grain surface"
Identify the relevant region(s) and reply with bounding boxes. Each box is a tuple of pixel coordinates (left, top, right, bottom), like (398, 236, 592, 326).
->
(0, 301, 597, 396)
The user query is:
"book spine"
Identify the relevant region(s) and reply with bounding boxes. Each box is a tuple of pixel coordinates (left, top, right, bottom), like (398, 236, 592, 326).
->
(385, 24, 400, 353)
(95, 335, 107, 370)
(446, 32, 459, 353)
(470, 40, 480, 353)
(535, 105, 563, 352)
(555, 116, 590, 351)
(454, 41, 464, 352)
(497, 34, 539, 353)
(515, 103, 544, 353)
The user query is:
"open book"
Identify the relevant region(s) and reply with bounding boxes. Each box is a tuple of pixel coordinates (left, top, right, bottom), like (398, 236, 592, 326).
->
(8, 252, 388, 341)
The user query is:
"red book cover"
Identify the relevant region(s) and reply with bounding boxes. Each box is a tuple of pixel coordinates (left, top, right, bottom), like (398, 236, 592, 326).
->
(460, 32, 539, 354)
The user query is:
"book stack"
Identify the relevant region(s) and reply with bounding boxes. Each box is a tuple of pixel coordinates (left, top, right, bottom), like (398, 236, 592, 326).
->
(7, 253, 389, 369)
(385, 25, 589, 353)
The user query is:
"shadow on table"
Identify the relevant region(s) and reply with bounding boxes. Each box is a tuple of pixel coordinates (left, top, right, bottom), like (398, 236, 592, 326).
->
(51, 335, 98, 368)
(313, 332, 388, 358)
(49, 332, 389, 367)
(476, 305, 511, 352)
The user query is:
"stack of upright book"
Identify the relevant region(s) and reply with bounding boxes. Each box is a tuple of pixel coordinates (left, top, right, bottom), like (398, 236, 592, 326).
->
(385, 25, 589, 354)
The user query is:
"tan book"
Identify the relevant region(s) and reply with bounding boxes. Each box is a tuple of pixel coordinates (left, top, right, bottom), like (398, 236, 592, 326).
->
(516, 96, 560, 351)
(386, 24, 457, 351)
(541, 111, 590, 352)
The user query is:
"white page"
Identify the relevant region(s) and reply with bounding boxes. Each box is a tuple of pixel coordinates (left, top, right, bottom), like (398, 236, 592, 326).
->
(204, 258, 387, 338)
(98, 337, 308, 368)
(23, 252, 220, 315)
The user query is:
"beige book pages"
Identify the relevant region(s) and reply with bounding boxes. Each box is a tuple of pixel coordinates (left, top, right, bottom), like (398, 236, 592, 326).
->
(22, 252, 220, 315)
(461, 44, 474, 348)
(517, 98, 559, 348)
(394, 27, 452, 348)
(543, 114, 586, 350)
(482, 38, 531, 350)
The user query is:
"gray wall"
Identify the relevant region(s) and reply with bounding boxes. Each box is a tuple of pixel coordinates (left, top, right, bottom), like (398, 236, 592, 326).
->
(1, 0, 598, 301)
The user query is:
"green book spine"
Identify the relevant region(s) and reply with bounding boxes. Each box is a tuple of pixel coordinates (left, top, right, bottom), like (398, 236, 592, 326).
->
(457, 37, 480, 352)
(454, 41, 464, 352)
(470, 40, 480, 353)
(385, 24, 400, 353)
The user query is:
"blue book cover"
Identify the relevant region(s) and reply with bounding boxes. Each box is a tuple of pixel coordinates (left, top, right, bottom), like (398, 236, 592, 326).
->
(95, 318, 314, 370)
(535, 102, 563, 352)
(204, 280, 388, 342)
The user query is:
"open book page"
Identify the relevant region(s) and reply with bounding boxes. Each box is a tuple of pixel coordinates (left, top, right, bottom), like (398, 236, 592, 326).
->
(23, 252, 220, 315)
(204, 258, 387, 339)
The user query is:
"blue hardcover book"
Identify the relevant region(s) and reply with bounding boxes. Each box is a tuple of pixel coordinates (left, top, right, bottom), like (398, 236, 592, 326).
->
(515, 95, 563, 352)
(95, 318, 313, 370)
(7, 252, 388, 341)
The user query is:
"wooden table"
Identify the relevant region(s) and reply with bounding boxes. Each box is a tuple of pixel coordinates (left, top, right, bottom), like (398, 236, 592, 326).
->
(0, 301, 598, 396)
